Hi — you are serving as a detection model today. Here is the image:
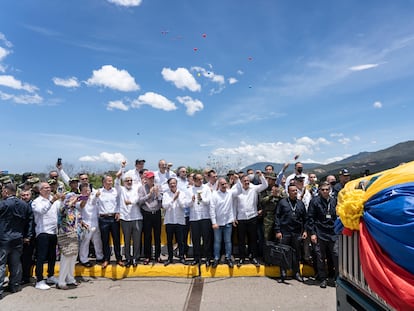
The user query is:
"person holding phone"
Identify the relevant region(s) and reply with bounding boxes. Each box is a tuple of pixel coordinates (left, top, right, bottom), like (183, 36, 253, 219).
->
(77, 183, 104, 268)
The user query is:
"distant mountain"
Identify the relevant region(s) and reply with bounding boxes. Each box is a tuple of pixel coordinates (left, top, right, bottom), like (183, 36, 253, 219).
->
(312, 140, 414, 178)
(242, 140, 414, 179)
(241, 162, 320, 175)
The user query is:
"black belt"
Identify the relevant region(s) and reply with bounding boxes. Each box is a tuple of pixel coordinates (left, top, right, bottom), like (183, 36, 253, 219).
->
(143, 210, 160, 215)
(100, 213, 115, 218)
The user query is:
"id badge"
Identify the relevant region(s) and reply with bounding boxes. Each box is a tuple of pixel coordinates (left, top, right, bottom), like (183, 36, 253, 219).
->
(326, 214, 332, 219)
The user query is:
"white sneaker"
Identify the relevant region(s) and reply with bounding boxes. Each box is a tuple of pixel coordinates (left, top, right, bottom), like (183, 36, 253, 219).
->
(46, 276, 58, 285)
(35, 280, 51, 290)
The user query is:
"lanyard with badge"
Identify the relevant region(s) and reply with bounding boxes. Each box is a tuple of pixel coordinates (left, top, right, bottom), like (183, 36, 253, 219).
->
(325, 199, 332, 219)
(287, 198, 297, 217)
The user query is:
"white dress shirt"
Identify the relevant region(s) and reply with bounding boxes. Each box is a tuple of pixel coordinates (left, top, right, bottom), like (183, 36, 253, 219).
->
(32, 195, 59, 236)
(189, 184, 211, 221)
(162, 189, 188, 225)
(210, 185, 241, 226)
(96, 187, 119, 215)
(115, 178, 142, 221)
(235, 175, 268, 220)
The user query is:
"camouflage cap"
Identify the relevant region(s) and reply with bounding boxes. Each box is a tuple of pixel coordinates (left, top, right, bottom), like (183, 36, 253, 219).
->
(27, 177, 40, 184)
(227, 170, 236, 176)
(47, 179, 57, 185)
(0, 176, 12, 184)
(265, 172, 277, 180)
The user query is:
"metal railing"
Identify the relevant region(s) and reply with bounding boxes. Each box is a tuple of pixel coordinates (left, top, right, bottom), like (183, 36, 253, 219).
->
(339, 232, 393, 311)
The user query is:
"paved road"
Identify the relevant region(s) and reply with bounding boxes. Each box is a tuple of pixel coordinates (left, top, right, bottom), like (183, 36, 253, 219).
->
(1, 276, 336, 311)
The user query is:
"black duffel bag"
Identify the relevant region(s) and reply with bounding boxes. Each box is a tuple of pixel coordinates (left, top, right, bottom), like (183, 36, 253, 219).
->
(263, 241, 294, 269)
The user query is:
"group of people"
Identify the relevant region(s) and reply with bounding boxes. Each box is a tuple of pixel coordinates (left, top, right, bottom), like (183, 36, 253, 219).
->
(0, 158, 352, 298)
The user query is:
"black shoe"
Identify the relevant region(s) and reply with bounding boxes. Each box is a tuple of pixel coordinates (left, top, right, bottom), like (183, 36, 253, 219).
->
(212, 259, 219, 268)
(205, 259, 211, 268)
(227, 258, 234, 268)
(237, 259, 244, 267)
(164, 259, 172, 266)
(278, 269, 287, 283)
(190, 260, 199, 266)
(81, 261, 93, 268)
(179, 258, 187, 265)
(294, 272, 304, 282)
(320, 279, 327, 288)
(124, 260, 132, 267)
(327, 278, 336, 287)
(251, 258, 260, 267)
(132, 259, 138, 267)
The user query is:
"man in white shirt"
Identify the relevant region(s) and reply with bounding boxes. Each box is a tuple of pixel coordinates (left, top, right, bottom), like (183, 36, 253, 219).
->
(95, 175, 123, 268)
(31, 182, 62, 290)
(115, 163, 142, 267)
(285, 162, 309, 193)
(210, 175, 241, 268)
(77, 183, 104, 267)
(189, 173, 212, 267)
(234, 171, 268, 267)
(124, 159, 145, 186)
(154, 159, 176, 193)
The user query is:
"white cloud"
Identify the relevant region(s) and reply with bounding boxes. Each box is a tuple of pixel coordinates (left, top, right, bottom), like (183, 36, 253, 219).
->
(0, 47, 10, 62)
(131, 91, 177, 111)
(107, 100, 129, 111)
(79, 151, 126, 164)
(0, 33, 13, 48)
(162, 67, 200, 92)
(0, 75, 38, 92)
(227, 112, 285, 126)
(349, 63, 379, 71)
(52, 76, 80, 88)
(330, 133, 344, 137)
(237, 70, 244, 75)
(228, 77, 238, 84)
(107, 0, 142, 7)
(296, 136, 329, 146)
(373, 101, 383, 108)
(176, 96, 203, 116)
(323, 155, 348, 164)
(338, 137, 351, 145)
(86, 65, 139, 92)
(0, 90, 43, 104)
(212, 136, 330, 166)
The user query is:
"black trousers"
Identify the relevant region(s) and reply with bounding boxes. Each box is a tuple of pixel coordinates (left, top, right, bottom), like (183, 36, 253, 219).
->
(190, 218, 212, 261)
(165, 224, 185, 260)
(98, 216, 122, 262)
(314, 238, 339, 280)
(237, 217, 258, 259)
(142, 210, 161, 259)
(280, 233, 302, 273)
(183, 216, 190, 255)
(21, 239, 35, 282)
(0, 239, 23, 293)
(35, 233, 57, 281)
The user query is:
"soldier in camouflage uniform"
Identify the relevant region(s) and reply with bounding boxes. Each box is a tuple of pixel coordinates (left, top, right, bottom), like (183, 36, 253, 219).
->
(259, 173, 284, 242)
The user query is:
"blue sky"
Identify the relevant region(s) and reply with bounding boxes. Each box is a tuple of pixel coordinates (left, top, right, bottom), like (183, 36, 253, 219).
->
(1, 0, 414, 174)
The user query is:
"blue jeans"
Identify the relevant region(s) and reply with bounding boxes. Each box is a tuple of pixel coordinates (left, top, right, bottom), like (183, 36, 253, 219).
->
(213, 223, 232, 260)
(0, 239, 23, 295)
